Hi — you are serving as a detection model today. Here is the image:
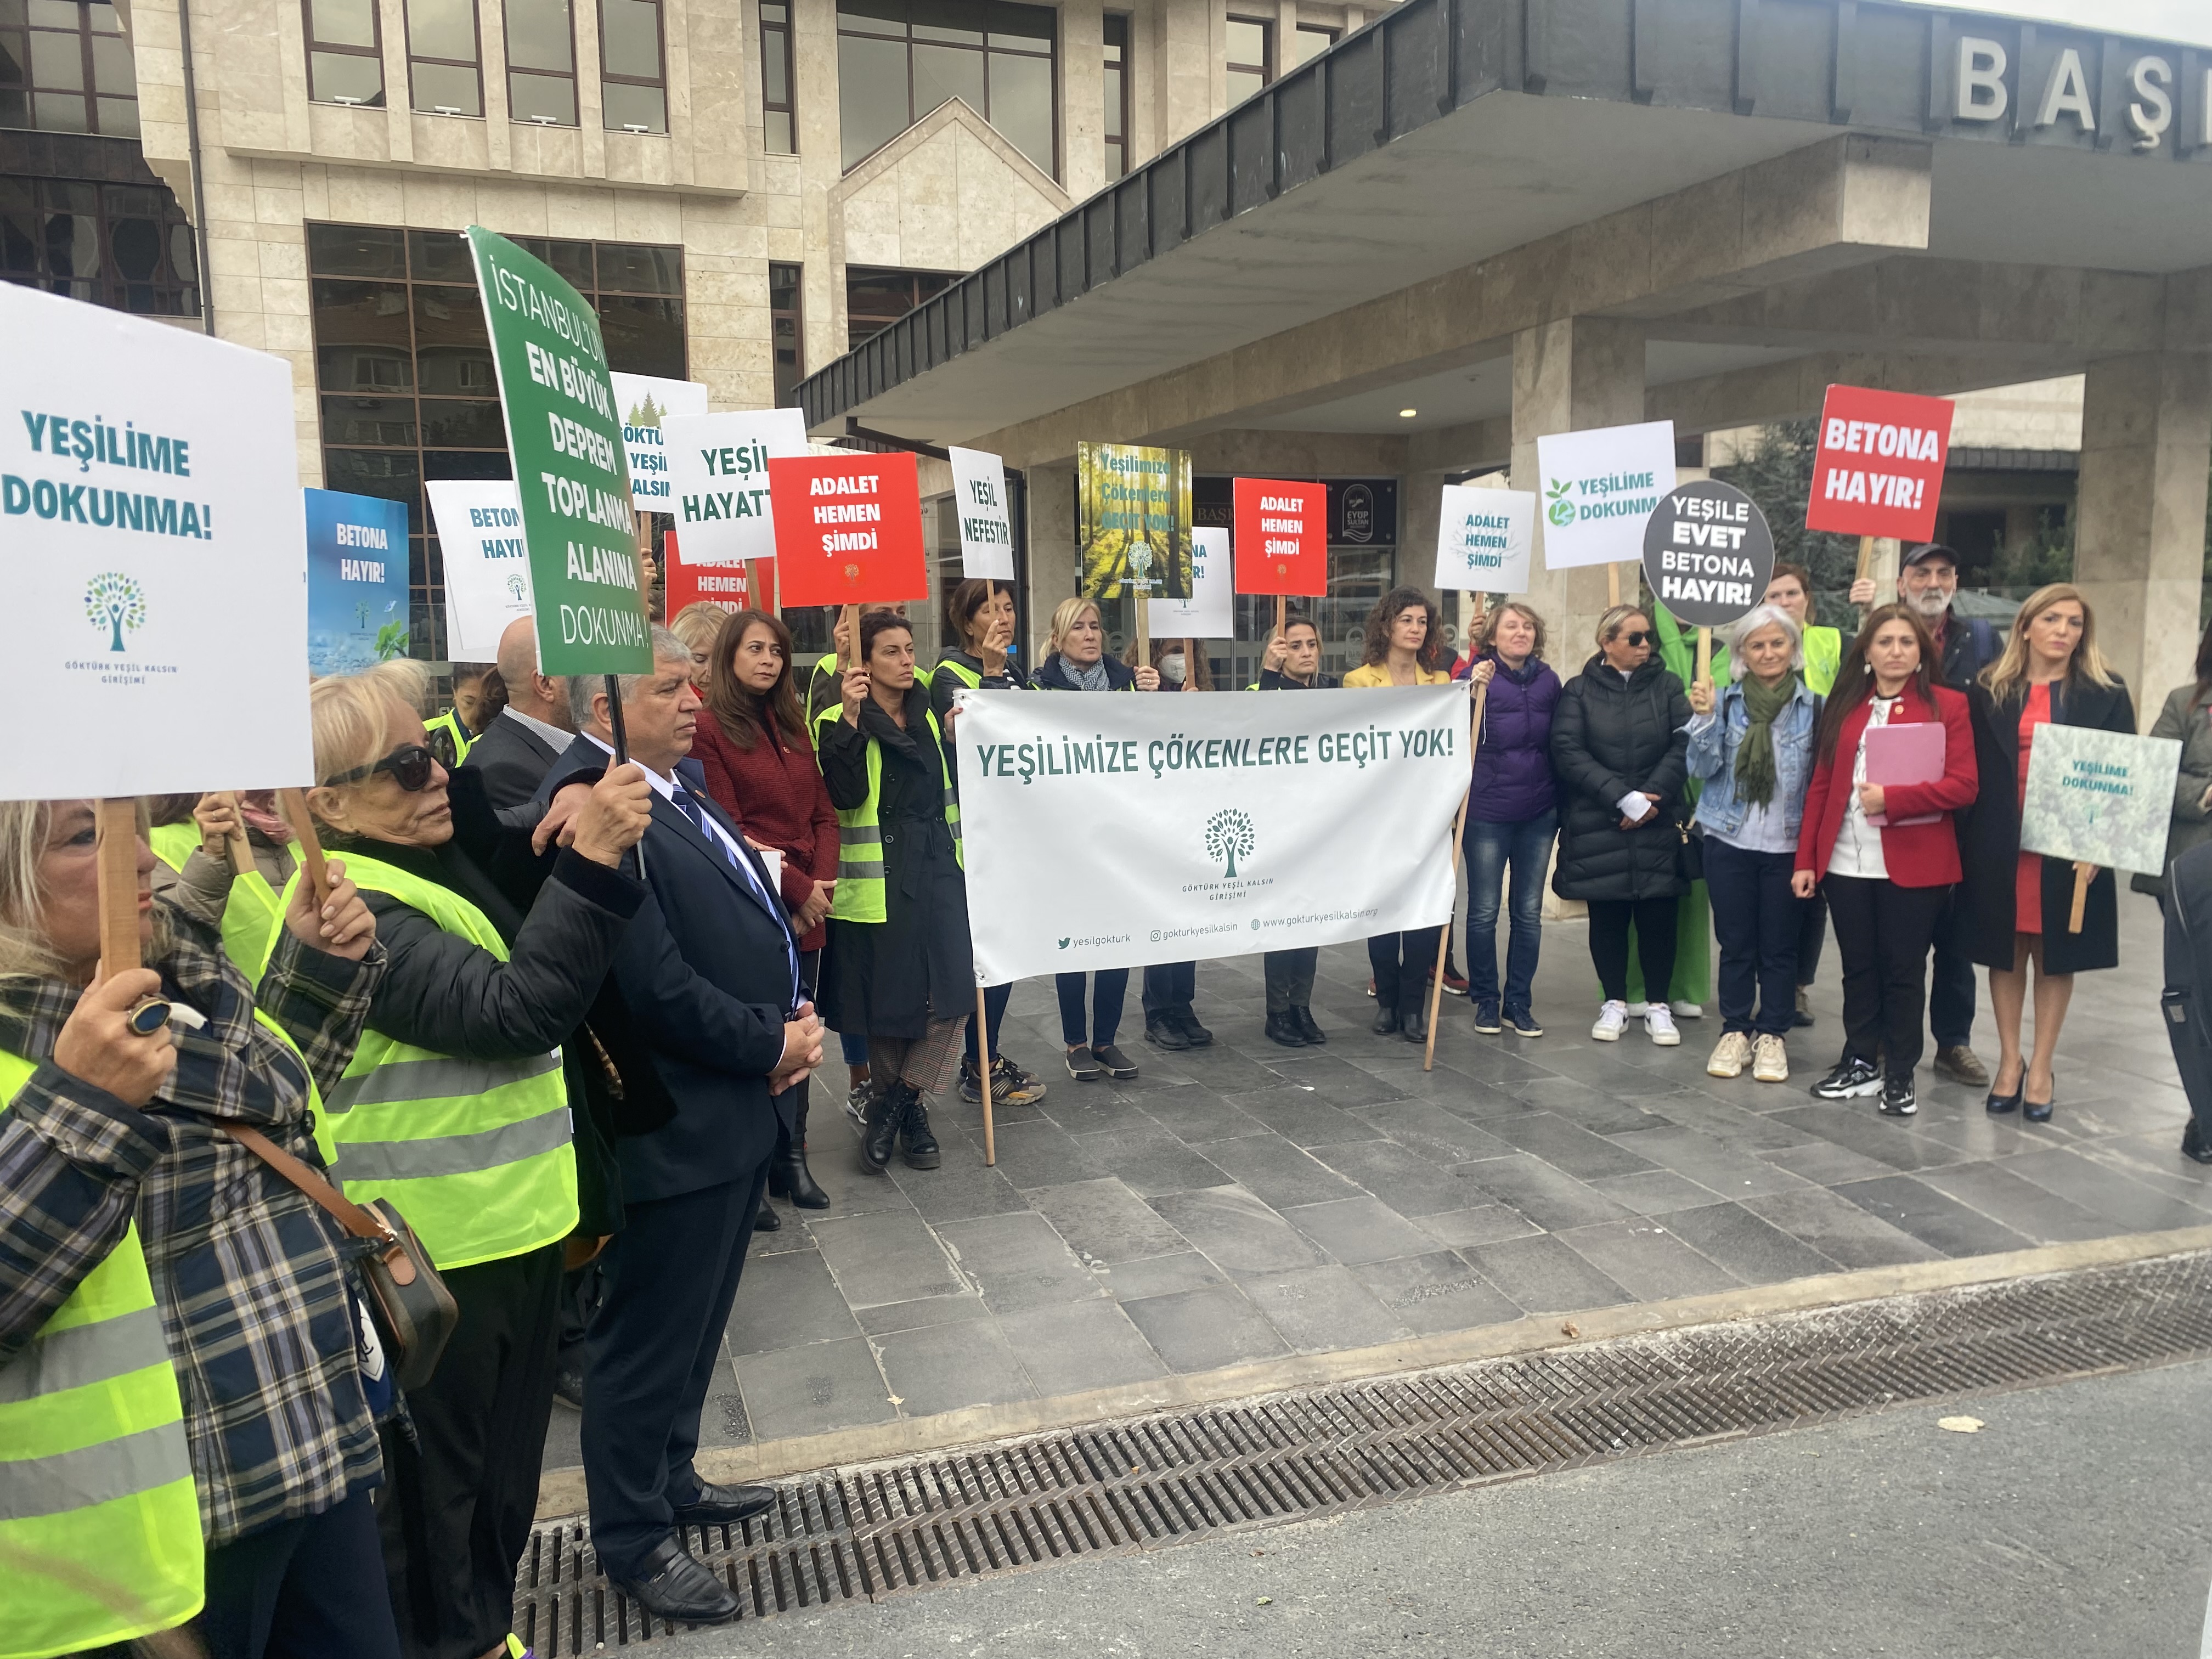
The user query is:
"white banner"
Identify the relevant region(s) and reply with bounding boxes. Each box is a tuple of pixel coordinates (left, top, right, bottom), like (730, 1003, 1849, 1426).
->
(957, 686, 1469, 984)
(1434, 484, 1536, 593)
(427, 480, 533, 661)
(947, 444, 1015, 578)
(2, 284, 311, 797)
(1534, 420, 1675, 570)
(662, 408, 810, 564)
(1150, 524, 1235, 637)
(609, 372, 709, 513)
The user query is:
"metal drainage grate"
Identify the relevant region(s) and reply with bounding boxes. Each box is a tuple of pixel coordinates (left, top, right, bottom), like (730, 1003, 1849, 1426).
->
(515, 1250, 2212, 1650)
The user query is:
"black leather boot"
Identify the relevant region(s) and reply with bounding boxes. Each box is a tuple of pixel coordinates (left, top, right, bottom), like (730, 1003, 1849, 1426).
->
(771, 1088, 830, 1209)
(1264, 1011, 1307, 1047)
(899, 1092, 941, 1169)
(858, 1083, 903, 1174)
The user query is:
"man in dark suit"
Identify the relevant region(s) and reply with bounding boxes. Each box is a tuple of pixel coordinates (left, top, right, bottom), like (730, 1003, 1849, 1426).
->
(537, 626, 823, 1625)
(466, 616, 575, 811)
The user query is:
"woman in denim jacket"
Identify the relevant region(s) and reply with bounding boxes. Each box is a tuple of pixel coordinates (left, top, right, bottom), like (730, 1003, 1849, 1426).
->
(1686, 605, 1822, 1085)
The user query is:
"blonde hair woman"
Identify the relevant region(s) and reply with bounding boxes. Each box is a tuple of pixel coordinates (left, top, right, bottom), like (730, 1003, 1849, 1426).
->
(668, 601, 726, 691)
(1959, 583, 2134, 1121)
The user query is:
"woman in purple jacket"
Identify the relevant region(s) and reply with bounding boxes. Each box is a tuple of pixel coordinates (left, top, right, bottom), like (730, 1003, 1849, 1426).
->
(1459, 602, 1564, 1036)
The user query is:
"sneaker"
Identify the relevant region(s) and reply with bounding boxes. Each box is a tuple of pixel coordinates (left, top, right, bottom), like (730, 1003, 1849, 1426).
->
(958, 1057, 988, 1103)
(1932, 1045, 1990, 1088)
(962, 1055, 1046, 1107)
(1065, 1046, 1102, 1082)
(1441, 969, 1469, 998)
(1092, 1043, 1139, 1080)
(1645, 1006, 1681, 1046)
(1878, 1075, 1918, 1117)
(1472, 1000, 1503, 1035)
(1706, 1031, 1751, 1078)
(1752, 1034, 1790, 1084)
(1505, 1010, 1544, 1039)
(1624, 1002, 1651, 1017)
(844, 1083, 872, 1126)
(1591, 1000, 1629, 1042)
(1792, 985, 1815, 1029)
(1812, 1056, 1882, 1099)
(1669, 1001, 1703, 1019)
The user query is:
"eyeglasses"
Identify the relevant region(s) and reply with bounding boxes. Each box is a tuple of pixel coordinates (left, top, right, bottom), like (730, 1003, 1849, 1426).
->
(1622, 630, 1652, 647)
(329, 743, 439, 793)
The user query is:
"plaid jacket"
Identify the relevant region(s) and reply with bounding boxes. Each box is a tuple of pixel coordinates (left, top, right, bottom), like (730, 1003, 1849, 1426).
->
(0, 870, 388, 1545)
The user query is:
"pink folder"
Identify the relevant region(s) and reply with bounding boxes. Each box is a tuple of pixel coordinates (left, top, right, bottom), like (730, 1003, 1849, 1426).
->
(1863, 720, 1946, 828)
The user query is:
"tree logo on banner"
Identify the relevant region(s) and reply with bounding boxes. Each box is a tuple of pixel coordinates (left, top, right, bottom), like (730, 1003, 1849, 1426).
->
(505, 573, 528, 602)
(1545, 477, 1576, 528)
(84, 572, 146, 652)
(1204, 808, 1256, 878)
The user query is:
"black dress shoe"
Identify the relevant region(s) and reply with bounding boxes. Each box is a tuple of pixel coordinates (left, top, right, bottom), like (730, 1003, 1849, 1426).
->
(1985, 1072, 2022, 1115)
(752, 1203, 781, 1231)
(1294, 1006, 1326, 1045)
(2182, 1119, 2212, 1165)
(672, 1481, 778, 1527)
(610, 1535, 740, 1626)
(858, 1084, 904, 1173)
(1174, 1006, 1214, 1047)
(2023, 1076, 2055, 1124)
(1264, 1011, 1308, 1047)
(1372, 1006, 1402, 1036)
(1143, 1015, 1189, 1051)
(1402, 1007, 1429, 1044)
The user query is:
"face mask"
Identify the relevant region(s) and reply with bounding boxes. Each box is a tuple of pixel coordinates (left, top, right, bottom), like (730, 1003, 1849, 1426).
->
(1161, 653, 1187, 686)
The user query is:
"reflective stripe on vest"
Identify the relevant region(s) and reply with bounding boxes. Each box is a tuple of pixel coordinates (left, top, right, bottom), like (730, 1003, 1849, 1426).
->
(259, 856, 576, 1271)
(0, 1050, 204, 1659)
(148, 824, 285, 982)
(813, 702, 961, 924)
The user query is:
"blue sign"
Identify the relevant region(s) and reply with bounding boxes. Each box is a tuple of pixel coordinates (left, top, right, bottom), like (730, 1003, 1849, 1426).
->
(305, 488, 411, 675)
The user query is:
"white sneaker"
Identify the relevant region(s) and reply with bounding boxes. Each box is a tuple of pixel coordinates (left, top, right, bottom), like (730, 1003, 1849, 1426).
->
(1671, 1001, 1704, 1019)
(1645, 1006, 1681, 1046)
(1752, 1034, 1790, 1084)
(1591, 1000, 1629, 1042)
(1706, 1031, 1751, 1078)
(1624, 1002, 1650, 1017)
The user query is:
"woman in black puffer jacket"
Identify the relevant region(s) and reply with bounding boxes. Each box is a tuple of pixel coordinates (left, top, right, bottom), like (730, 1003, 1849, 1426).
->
(1550, 604, 1692, 1048)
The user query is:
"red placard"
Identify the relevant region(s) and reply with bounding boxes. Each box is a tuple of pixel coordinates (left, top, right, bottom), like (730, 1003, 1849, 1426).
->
(768, 451, 929, 607)
(662, 531, 750, 618)
(1231, 477, 1328, 597)
(1805, 385, 1954, 543)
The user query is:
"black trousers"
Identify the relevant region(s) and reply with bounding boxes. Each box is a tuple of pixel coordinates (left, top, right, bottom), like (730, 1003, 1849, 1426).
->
(1367, 930, 1438, 1018)
(1703, 839, 1800, 1038)
(378, 1242, 565, 1659)
(1263, 947, 1319, 1014)
(962, 979, 1012, 1068)
(199, 1487, 399, 1659)
(581, 1164, 769, 1580)
(1795, 888, 1827, 987)
(1141, 961, 1197, 1017)
(1822, 875, 1949, 1080)
(1928, 888, 1979, 1051)
(1587, 898, 1678, 1005)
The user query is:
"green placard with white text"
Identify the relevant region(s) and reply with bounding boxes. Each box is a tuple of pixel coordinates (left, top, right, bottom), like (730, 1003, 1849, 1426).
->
(466, 225, 651, 675)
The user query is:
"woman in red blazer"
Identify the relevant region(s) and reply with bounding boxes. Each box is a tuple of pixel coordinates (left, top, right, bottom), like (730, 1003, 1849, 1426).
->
(692, 606, 840, 1211)
(1792, 604, 1978, 1118)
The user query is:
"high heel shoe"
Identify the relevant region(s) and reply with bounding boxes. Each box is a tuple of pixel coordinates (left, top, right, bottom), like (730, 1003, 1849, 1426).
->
(2023, 1075, 2055, 1123)
(1985, 1076, 2022, 1115)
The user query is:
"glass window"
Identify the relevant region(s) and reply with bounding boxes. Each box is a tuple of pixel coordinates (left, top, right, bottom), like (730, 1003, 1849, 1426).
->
(600, 0, 665, 131)
(308, 223, 685, 658)
(760, 0, 793, 153)
(1, 171, 199, 314)
(304, 0, 384, 104)
(1102, 12, 1127, 180)
(505, 0, 575, 124)
(407, 0, 480, 114)
(1227, 15, 1271, 105)
(835, 0, 1056, 177)
(845, 263, 953, 350)
(2, 0, 139, 133)
(770, 260, 803, 404)
(1290, 22, 1334, 66)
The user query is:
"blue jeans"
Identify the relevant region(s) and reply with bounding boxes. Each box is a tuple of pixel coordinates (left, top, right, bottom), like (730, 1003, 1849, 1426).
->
(1463, 809, 1557, 1018)
(1702, 836, 1801, 1037)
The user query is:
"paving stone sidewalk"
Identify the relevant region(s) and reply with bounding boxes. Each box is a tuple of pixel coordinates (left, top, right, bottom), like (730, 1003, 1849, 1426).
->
(540, 898, 2209, 1475)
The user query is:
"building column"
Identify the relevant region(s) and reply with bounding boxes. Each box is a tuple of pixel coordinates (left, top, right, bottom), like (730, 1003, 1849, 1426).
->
(1025, 460, 1077, 664)
(2073, 352, 2212, 724)
(1508, 315, 1646, 672)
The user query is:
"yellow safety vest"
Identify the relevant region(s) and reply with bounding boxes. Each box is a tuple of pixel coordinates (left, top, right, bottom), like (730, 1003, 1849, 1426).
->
(0, 1050, 203, 1659)
(1803, 626, 1842, 697)
(811, 702, 961, 924)
(424, 710, 473, 769)
(259, 856, 575, 1271)
(148, 824, 284, 983)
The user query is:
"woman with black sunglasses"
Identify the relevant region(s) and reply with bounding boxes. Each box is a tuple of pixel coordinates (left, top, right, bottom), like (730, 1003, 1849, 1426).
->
(1551, 604, 1694, 1047)
(295, 662, 656, 1659)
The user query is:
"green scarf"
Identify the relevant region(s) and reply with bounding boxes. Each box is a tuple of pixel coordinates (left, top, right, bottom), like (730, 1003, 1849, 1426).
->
(1733, 673, 1800, 808)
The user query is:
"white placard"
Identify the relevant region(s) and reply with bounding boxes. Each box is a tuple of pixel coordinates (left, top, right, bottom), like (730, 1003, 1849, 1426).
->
(609, 372, 709, 514)
(1150, 524, 1235, 637)
(1, 284, 311, 797)
(662, 408, 810, 564)
(427, 480, 533, 662)
(947, 444, 1015, 578)
(1434, 484, 1536, 593)
(1533, 420, 1677, 571)
(958, 686, 1468, 984)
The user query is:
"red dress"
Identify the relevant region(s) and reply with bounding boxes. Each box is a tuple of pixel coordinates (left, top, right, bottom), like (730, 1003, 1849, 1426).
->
(2015, 682, 2052, 935)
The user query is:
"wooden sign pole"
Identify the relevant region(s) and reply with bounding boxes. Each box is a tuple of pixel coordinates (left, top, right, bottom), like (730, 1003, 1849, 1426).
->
(1423, 599, 1488, 1072)
(1607, 563, 1622, 608)
(1183, 636, 1197, 689)
(838, 602, 859, 672)
(2069, 861, 2095, 934)
(218, 791, 255, 877)
(634, 510, 657, 622)
(276, 788, 331, 915)
(1695, 627, 1712, 687)
(975, 985, 995, 1166)
(95, 798, 143, 981)
(1854, 534, 1876, 617)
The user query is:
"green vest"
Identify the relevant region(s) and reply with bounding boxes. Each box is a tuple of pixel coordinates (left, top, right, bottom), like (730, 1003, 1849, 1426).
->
(1803, 625, 1841, 696)
(424, 709, 473, 768)
(0, 1051, 204, 1659)
(935, 657, 983, 692)
(148, 823, 285, 984)
(812, 703, 961, 924)
(259, 856, 575, 1271)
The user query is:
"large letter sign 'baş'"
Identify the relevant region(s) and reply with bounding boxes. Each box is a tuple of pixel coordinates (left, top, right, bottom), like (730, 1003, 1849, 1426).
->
(467, 225, 650, 675)
(1641, 479, 1775, 629)
(767, 450, 930, 606)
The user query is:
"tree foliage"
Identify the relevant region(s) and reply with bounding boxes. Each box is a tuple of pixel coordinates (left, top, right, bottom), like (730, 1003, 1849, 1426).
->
(1710, 420, 1865, 608)
(1204, 808, 1256, 877)
(84, 571, 145, 652)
